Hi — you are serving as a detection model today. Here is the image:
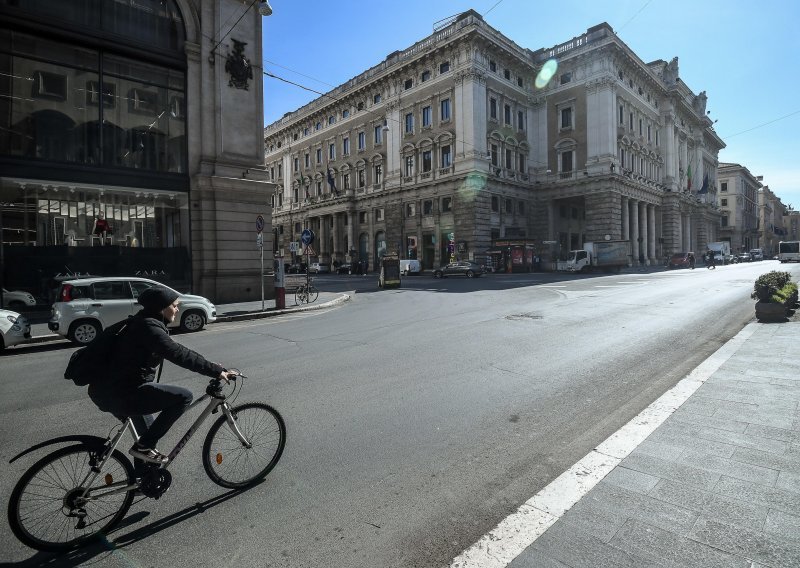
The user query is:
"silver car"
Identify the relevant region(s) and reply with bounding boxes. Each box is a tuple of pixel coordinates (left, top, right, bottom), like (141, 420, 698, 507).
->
(49, 277, 217, 345)
(0, 309, 31, 351)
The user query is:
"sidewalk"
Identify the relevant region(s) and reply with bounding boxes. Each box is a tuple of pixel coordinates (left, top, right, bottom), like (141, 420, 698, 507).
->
(26, 291, 351, 345)
(455, 322, 800, 568)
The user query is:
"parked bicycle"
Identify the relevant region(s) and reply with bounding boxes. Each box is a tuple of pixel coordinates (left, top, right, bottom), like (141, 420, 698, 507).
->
(7, 371, 286, 552)
(295, 279, 319, 305)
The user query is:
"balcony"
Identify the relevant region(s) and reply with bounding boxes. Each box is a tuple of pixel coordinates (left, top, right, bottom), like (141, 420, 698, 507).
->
(420, 171, 432, 180)
(558, 171, 576, 181)
(438, 166, 453, 176)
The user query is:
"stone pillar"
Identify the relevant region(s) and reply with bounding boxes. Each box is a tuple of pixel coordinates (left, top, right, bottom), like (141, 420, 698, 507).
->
(648, 204, 656, 261)
(621, 197, 629, 241)
(639, 201, 648, 264)
(630, 199, 639, 264)
(585, 76, 617, 173)
(454, 69, 488, 172)
(332, 213, 341, 261)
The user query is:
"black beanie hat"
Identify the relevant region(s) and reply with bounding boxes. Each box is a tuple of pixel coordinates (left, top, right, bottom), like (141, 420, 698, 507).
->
(138, 286, 180, 313)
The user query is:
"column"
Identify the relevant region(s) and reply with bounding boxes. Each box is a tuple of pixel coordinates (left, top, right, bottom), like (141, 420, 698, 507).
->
(630, 199, 639, 265)
(639, 201, 647, 264)
(648, 204, 656, 261)
(332, 213, 341, 260)
(621, 197, 629, 241)
(347, 211, 355, 257)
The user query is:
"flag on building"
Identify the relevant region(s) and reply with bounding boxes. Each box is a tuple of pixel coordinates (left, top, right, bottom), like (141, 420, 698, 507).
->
(686, 164, 692, 191)
(327, 168, 339, 196)
(698, 173, 709, 194)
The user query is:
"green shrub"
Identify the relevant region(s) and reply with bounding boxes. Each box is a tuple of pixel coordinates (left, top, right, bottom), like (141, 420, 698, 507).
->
(772, 282, 799, 306)
(752, 271, 793, 301)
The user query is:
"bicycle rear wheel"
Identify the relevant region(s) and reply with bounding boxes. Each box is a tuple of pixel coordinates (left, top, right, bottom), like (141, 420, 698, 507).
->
(202, 402, 286, 489)
(8, 444, 135, 552)
(306, 285, 319, 303)
(295, 287, 307, 304)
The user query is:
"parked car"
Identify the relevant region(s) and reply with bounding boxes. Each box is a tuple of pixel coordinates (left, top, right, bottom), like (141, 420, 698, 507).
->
(433, 261, 486, 278)
(2, 288, 36, 310)
(0, 309, 31, 351)
(286, 263, 307, 274)
(668, 252, 691, 269)
(308, 262, 330, 274)
(399, 259, 421, 275)
(335, 263, 353, 274)
(749, 248, 764, 261)
(49, 277, 217, 345)
(736, 252, 752, 263)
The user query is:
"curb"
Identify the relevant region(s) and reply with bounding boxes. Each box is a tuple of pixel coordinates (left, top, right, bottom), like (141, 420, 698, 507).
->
(23, 294, 352, 345)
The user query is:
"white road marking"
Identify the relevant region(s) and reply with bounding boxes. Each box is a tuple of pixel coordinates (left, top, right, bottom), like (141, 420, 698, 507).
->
(539, 285, 566, 288)
(449, 323, 758, 568)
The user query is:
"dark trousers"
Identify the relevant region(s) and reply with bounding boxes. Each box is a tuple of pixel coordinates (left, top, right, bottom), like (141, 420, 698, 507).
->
(90, 382, 193, 449)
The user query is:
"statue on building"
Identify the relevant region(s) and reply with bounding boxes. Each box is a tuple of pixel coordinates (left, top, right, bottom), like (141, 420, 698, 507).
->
(663, 57, 679, 85)
(693, 91, 708, 115)
(225, 39, 253, 90)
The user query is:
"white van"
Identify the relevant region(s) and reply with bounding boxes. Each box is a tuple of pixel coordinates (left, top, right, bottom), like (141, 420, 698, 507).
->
(399, 259, 421, 275)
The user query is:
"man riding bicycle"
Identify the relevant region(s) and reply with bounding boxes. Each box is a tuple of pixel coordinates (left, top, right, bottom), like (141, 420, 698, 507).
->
(88, 287, 233, 464)
(706, 250, 716, 268)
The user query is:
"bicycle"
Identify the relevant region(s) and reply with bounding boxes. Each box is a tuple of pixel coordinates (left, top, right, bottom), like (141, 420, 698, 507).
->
(7, 371, 286, 552)
(295, 280, 319, 304)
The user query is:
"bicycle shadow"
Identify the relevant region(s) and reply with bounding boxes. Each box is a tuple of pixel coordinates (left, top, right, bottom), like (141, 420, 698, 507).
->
(8, 481, 263, 568)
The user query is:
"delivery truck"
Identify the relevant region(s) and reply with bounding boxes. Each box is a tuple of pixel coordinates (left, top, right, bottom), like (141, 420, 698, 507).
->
(707, 241, 731, 265)
(565, 241, 630, 272)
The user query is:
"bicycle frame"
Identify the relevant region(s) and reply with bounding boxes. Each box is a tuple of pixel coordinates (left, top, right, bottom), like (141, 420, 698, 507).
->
(77, 387, 253, 503)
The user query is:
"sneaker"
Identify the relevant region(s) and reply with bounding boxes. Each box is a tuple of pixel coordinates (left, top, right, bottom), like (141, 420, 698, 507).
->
(129, 444, 169, 464)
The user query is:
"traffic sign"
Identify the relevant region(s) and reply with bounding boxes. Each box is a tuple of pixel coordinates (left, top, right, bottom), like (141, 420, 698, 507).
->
(289, 241, 299, 252)
(256, 215, 265, 233)
(300, 229, 315, 245)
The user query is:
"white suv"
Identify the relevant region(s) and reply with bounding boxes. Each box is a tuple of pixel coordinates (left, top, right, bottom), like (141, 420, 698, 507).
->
(49, 277, 217, 345)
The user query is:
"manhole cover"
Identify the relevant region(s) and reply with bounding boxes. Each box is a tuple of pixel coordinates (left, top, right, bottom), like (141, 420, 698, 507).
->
(505, 313, 542, 320)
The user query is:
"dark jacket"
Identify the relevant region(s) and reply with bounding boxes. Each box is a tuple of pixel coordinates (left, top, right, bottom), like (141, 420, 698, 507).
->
(94, 311, 223, 393)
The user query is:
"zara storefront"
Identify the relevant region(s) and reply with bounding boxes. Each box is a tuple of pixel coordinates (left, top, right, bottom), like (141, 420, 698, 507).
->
(0, 0, 273, 304)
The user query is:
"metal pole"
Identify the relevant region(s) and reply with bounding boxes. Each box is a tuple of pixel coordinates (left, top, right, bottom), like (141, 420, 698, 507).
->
(260, 243, 264, 311)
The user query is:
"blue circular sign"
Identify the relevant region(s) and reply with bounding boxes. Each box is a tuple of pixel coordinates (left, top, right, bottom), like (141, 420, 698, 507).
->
(300, 229, 315, 245)
(256, 215, 265, 233)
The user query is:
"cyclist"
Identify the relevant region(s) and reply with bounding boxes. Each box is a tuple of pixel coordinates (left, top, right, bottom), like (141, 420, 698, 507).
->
(688, 252, 695, 269)
(88, 287, 234, 464)
(706, 250, 716, 269)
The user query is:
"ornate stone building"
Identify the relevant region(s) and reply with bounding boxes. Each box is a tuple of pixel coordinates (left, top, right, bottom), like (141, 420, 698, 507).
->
(265, 13, 723, 271)
(758, 184, 789, 256)
(0, 0, 273, 303)
(717, 163, 761, 253)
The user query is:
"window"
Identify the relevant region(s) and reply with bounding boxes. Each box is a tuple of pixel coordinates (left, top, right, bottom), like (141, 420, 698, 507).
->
(629, 112, 634, 130)
(316, 149, 322, 163)
(560, 150, 573, 172)
(374, 164, 382, 184)
(270, 167, 274, 180)
(342, 109, 350, 118)
(504, 104, 511, 125)
(373, 93, 381, 103)
(422, 106, 432, 127)
(518, 153, 526, 172)
(721, 198, 728, 206)
(359, 211, 366, 223)
(639, 119, 643, 136)
(491, 196, 499, 212)
(374, 125, 383, 144)
(517, 76, 523, 88)
(357, 101, 364, 111)
(489, 60, 496, 72)
(423, 200, 433, 214)
(278, 164, 282, 177)
(358, 169, 365, 187)
(358, 132, 366, 150)
(442, 197, 452, 212)
(343, 137, 350, 155)
(440, 98, 451, 121)
(518, 201, 525, 214)
(721, 182, 728, 192)
(619, 105, 624, 124)
(560, 72, 572, 84)
(405, 112, 414, 133)
(421, 70, 431, 82)
(560, 107, 572, 129)
(505, 199, 513, 213)
(93, 281, 130, 300)
(343, 173, 350, 189)
(316, 121, 321, 130)
(441, 145, 451, 168)
(504, 68, 511, 80)
(328, 115, 335, 125)
(329, 143, 335, 160)
(405, 156, 414, 176)
(422, 150, 432, 172)
(505, 149, 512, 169)
(293, 157, 299, 172)
(304, 127, 309, 136)
(440, 61, 450, 73)
(406, 203, 416, 217)
(404, 78, 413, 89)
(518, 110, 525, 131)
(721, 215, 728, 227)
(490, 98, 497, 120)
(375, 208, 384, 221)
(304, 153, 310, 168)
(316, 181, 322, 195)
(655, 130, 659, 146)
(491, 144, 498, 166)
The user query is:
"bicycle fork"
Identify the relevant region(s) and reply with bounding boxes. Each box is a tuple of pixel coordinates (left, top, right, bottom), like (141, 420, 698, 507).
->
(221, 403, 253, 449)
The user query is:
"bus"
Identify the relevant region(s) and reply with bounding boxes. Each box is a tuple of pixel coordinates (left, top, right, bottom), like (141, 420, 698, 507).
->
(778, 241, 800, 263)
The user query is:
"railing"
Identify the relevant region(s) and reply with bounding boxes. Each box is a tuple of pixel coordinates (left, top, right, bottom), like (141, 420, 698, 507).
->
(403, 176, 414, 183)
(439, 166, 453, 176)
(559, 171, 575, 180)
(420, 172, 432, 179)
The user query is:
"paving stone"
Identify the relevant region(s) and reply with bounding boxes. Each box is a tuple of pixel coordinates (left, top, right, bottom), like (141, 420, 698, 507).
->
(609, 518, 749, 568)
(713, 476, 800, 516)
(677, 449, 780, 487)
(699, 425, 792, 453)
(745, 423, 800, 444)
(634, 439, 686, 462)
(507, 546, 573, 568)
(648, 479, 713, 511)
(764, 509, 800, 542)
(775, 470, 800, 495)
(732, 447, 800, 473)
(677, 396, 721, 416)
(560, 502, 630, 543)
(602, 466, 661, 494)
(525, 518, 646, 568)
(649, 427, 737, 459)
(621, 452, 721, 491)
(689, 517, 800, 567)
(700, 382, 800, 405)
(671, 406, 748, 433)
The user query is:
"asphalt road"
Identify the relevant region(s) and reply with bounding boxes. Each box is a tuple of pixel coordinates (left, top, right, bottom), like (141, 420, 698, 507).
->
(2, 261, 796, 567)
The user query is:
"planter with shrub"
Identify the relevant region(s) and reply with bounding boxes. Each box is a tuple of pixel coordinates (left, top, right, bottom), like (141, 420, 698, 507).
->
(751, 271, 796, 322)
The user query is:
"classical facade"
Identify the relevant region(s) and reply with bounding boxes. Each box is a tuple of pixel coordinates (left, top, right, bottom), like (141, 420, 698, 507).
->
(0, 0, 273, 304)
(758, 184, 789, 256)
(265, 13, 723, 272)
(717, 163, 761, 252)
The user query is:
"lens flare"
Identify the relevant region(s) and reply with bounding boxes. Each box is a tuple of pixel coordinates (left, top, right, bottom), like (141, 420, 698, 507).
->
(535, 59, 558, 89)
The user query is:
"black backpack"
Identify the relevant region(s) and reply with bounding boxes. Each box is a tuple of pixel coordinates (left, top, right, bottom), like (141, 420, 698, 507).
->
(64, 319, 129, 386)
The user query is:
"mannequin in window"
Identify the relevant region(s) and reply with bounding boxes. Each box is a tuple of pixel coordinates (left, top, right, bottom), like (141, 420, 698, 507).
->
(93, 212, 112, 245)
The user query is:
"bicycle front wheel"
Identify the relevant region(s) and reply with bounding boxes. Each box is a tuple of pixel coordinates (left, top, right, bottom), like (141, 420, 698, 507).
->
(202, 402, 286, 489)
(295, 287, 307, 304)
(8, 444, 135, 552)
(306, 285, 319, 303)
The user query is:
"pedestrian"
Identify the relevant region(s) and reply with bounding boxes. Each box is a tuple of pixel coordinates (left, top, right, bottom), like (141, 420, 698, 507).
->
(688, 252, 695, 269)
(88, 286, 234, 464)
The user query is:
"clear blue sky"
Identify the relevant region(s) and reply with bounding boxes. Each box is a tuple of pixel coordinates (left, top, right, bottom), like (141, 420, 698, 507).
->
(261, 0, 799, 206)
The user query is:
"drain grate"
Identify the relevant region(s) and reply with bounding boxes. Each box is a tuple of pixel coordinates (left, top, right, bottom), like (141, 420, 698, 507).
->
(505, 313, 543, 320)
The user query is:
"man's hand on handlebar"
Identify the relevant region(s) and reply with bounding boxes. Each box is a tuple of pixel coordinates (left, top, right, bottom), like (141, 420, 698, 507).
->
(219, 370, 236, 383)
